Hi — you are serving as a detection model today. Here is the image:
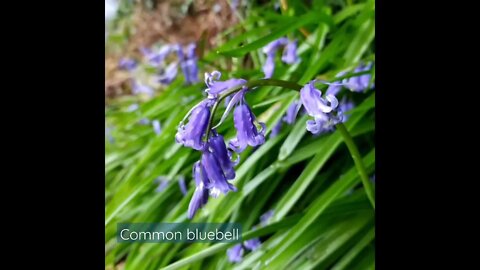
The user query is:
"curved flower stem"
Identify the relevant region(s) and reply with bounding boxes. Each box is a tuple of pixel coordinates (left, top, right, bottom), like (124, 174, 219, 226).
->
(336, 122, 375, 209)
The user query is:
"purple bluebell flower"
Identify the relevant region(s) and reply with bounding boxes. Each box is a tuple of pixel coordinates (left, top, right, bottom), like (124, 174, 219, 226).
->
(260, 210, 275, 225)
(176, 43, 199, 84)
(270, 119, 283, 139)
(139, 118, 150, 125)
(126, 103, 139, 112)
(326, 71, 348, 96)
(202, 149, 237, 198)
(157, 62, 178, 85)
(208, 132, 236, 180)
(244, 238, 261, 251)
(262, 38, 288, 55)
(141, 45, 172, 67)
(175, 100, 212, 150)
(344, 62, 374, 92)
(119, 58, 137, 71)
(105, 126, 115, 144)
(154, 176, 169, 192)
(188, 162, 210, 219)
(262, 38, 288, 78)
(281, 40, 299, 64)
(152, 120, 162, 135)
(338, 97, 354, 123)
(300, 80, 341, 135)
(227, 244, 244, 263)
(178, 175, 188, 196)
(262, 53, 276, 79)
(204, 71, 247, 97)
(229, 93, 266, 153)
(283, 100, 301, 125)
(132, 81, 154, 96)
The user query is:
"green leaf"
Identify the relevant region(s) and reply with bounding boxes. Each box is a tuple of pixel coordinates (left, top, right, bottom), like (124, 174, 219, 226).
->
(218, 12, 332, 57)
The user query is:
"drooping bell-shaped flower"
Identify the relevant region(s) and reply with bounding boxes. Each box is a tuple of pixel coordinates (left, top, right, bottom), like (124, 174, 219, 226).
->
(300, 80, 342, 135)
(175, 100, 211, 150)
(283, 100, 301, 125)
(227, 244, 244, 263)
(326, 71, 347, 96)
(261, 37, 288, 78)
(208, 132, 236, 180)
(126, 103, 139, 112)
(269, 119, 283, 139)
(244, 238, 261, 251)
(119, 58, 137, 71)
(260, 210, 275, 226)
(204, 71, 247, 97)
(141, 45, 171, 67)
(152, 120, 162, 135)
(132, 81, 154, 96)
(157, 62, 178, 85)
(188, 162, 210, 219)
(262, 53, 276, 79)
(281, 40, 299, 64)
(338, 97, 355, 123)
(176, 43, 199, 84)
(201, 149, 236, 198)
(345, 62, 374, 92)
(229, 97, 266, 153)
(154, 176, 169, 192)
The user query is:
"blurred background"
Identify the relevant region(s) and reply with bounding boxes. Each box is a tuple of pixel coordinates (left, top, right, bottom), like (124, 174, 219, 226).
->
(105, 1, 375, 269)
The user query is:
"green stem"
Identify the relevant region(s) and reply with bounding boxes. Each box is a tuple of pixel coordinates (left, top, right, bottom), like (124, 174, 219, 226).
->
(336, 122, 375, 209)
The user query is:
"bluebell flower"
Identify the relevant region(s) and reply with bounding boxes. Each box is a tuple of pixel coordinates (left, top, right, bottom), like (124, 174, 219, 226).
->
(178, 175, 188, 196)
(281, 40, 299, 64)
(208, 132, 236, 179)
(188, 162, 210, 219)
(260, 209, 275, 225)
(269, 119, 283, 139)
(261, 38, 287, 78)
(201, 148, 237, 198)
(126, 103, 139, 112)
(141, 45, 172, 67)
(244, 238, 261, 251)
(345, 62, 374, 92)
(157, 62, 178, 85)
(300, 80, 342, 135)
(283, 100, 301, 125)
(154, 176, 169, 192)
(105, 126, 115, 144)
(338, 97, 354, 123)
(326, 71, 348, 96)
(228, 90, 266, 153)
(152, 120, 162, 135)
(176, 43, 199, 84)
(175, 100, 212, 150)
(227, 244, 244, 263)
(139, 118, 150, 125)
(132, 81, 154, 96)
(119, 58, 137, 71)
(204, 71, 247, 97)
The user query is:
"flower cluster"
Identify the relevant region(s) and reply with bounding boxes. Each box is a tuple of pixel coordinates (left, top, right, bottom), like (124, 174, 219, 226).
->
(227, 210, 274, 263)
(326, 62, 374, 95)
(175, 71, 266, 219)
(118, 42, 200, 98)
(262, 37, 299, 78)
